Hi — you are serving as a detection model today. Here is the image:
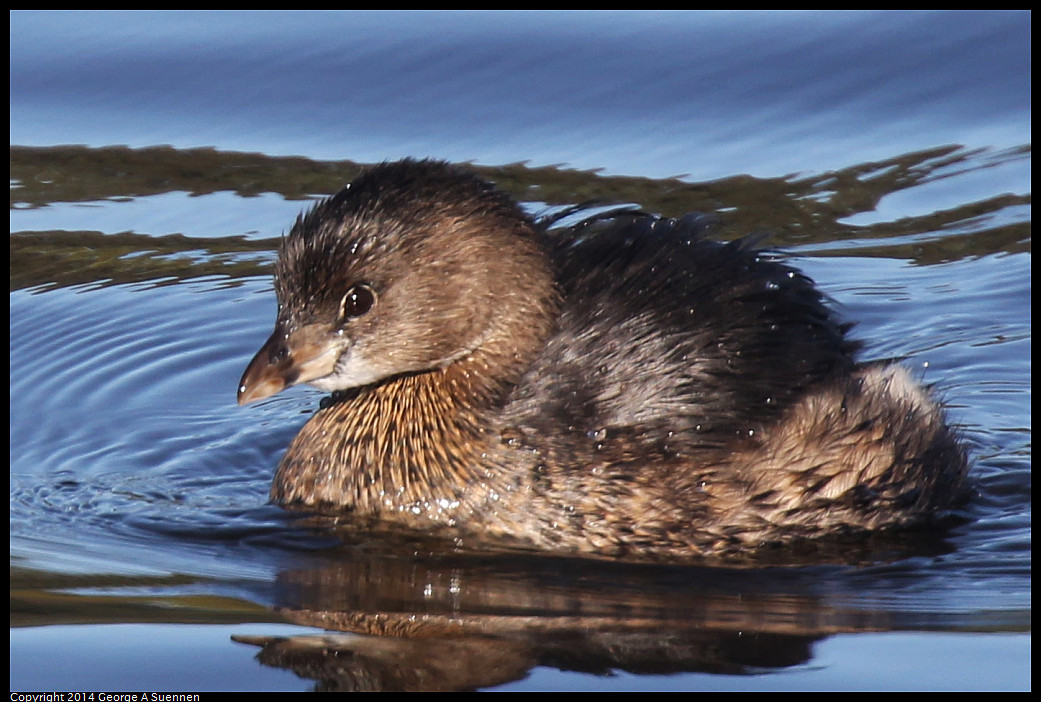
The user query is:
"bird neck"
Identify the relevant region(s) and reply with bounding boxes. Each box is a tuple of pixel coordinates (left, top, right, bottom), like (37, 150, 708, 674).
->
(271, 289, 559, 521)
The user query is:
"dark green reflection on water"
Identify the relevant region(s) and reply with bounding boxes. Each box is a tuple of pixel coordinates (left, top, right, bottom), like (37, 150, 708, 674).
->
(9, 144, 1031, 293)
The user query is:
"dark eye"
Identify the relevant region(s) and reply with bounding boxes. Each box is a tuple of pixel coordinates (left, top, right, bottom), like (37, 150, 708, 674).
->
(340, 284, 375, 320)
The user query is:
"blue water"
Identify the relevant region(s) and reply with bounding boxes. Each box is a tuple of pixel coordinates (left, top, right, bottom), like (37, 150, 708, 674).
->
(11, 11, 1030, 181)
(10, 10, 1030, 692)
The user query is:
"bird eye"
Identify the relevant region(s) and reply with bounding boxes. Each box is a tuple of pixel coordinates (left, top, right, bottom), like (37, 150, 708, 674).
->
(340, 284, 375, 320)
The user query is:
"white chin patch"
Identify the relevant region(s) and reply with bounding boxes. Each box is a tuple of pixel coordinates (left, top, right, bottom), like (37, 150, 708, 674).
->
(307, 352, 389, 392)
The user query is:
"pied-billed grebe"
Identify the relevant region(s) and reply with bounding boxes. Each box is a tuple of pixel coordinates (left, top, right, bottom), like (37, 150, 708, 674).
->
(238, 159, 967, 559)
